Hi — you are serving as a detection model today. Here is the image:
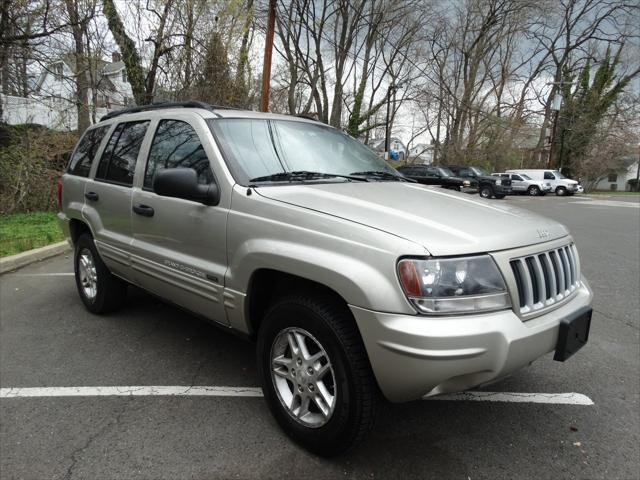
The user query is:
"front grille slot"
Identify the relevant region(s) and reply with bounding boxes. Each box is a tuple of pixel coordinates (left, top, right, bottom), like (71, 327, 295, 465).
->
(509, 243, 580, 315)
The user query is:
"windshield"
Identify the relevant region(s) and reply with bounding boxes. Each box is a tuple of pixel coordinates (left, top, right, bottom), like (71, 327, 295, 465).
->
(554, 171, 567, 179)
(473, 167, 489, 176)
(521, 174, 531, 180)
(208, 118, 398, 184)
(437, 167, 454, 177)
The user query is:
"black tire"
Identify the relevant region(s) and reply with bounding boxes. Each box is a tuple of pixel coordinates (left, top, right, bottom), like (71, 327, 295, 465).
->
(528, 185, 540, 196)
(556, 186, 567, 196)
(494, 194, 506, 199)
(479, 185, 494, 198)
(257, 293, 378, 457)
(74, 233, 127, 314)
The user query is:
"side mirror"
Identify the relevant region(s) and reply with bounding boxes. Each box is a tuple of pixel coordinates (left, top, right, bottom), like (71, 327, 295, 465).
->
(153, 168, 220, 206)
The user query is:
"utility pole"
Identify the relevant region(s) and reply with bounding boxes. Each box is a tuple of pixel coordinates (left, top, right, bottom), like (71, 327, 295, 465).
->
(546, 81, 573, 169)
(260, 0, 276, 112)
(384, 83, 401, 158)
(635, 143, 640, 192)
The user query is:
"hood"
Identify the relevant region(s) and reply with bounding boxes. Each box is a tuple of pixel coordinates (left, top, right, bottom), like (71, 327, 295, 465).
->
(255, 182, 569, 256)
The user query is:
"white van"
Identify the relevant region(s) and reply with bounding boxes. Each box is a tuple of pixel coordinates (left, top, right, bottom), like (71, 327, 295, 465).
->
(506, 169, 579, 196)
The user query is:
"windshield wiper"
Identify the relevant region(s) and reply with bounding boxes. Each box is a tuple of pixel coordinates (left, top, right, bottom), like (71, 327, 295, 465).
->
(249, 170, 368, 184)
(349, 170, 415, 182)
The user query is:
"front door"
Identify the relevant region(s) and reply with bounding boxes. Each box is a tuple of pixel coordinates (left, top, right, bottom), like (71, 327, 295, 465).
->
(84, 120, 151, 278)
(130, 117, 228, 325)
(510, 174, 526, 192)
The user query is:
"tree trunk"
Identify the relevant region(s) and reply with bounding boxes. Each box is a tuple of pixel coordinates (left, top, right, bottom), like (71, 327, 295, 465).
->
(102, 0, 146, 105)
(64, 0, 90, 132)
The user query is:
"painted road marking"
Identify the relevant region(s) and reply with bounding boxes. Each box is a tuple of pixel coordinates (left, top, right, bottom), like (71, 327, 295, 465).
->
(427, 391, 594, 405)
(3, 273, 74, 277)
(569, 200, 639, 208)
(0, 386, 594, 405)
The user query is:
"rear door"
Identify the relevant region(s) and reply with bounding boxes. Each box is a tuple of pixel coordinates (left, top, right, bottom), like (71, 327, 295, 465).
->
(130, 115, 228, 325)
(83, 120, 151, 278)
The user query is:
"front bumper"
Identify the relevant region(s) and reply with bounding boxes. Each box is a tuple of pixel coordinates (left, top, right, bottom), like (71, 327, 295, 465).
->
(350, 278, 593, 402)
(495, 184, 512, 195)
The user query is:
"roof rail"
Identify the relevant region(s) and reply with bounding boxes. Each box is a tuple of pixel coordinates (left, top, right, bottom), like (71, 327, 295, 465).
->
(295, 113, 318, 121)
(100, 101, 220, 122)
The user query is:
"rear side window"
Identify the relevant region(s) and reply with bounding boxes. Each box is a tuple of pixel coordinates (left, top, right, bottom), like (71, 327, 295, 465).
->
(67, 126, 109, 177)
(144, 120, 213, 190)
(95, 121, 149, 186)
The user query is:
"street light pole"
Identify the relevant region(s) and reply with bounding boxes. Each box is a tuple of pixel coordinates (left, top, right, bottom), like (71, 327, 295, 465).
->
(260, 0, 276, 112)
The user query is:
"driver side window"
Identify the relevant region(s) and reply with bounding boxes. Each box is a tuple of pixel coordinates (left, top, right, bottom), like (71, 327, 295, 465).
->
(144, 120, 213, 190)
(543, 171, 555, 180)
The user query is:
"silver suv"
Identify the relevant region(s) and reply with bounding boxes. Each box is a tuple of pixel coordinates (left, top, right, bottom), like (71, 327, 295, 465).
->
(58, 102, 593, 456)
(492, 172, 553, 196)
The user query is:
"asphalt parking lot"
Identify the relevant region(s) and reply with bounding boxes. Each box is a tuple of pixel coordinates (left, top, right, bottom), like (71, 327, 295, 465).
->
(1, 194, 639, 480)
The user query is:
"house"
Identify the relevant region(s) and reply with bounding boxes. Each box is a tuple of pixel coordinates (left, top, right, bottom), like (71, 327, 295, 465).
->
(369, 136, 407, 160)
(594, 157, 640, 191)
(34, 52, 134, 110)
(1, 52, 133, 130)
(407, 143, 434, 164)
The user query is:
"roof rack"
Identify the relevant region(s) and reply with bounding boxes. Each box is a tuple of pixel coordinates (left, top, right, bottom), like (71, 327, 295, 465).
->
(100, 101, 221, 122)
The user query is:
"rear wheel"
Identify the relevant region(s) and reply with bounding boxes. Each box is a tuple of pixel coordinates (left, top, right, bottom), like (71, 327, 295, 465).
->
(479, 185, 494, 198)
(556, 186, 567, 196)
(257, 294, 378, 456)
(74, 233, 127, 313)
(528, 185, 540, 196)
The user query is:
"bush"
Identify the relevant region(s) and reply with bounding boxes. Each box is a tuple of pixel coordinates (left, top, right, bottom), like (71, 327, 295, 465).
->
(0, 124, 77, 214)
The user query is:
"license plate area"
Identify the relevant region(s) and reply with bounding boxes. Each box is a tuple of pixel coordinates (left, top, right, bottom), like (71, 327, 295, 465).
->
(554, 307, 592, 362)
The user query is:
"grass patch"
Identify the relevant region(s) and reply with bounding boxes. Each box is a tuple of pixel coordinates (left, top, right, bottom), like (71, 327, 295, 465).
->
(0, 212, 64, 257)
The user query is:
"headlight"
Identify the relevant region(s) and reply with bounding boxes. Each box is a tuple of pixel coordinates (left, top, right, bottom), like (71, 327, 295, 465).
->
(495, 179, 502, 185)
(397, 256, 510, 315)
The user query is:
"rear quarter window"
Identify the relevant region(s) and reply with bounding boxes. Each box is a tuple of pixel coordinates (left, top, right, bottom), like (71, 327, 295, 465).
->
(67, 126, 110, 177)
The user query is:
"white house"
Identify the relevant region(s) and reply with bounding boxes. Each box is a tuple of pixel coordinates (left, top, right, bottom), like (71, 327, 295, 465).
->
(1, 52, 133, 131)
(408, 143, 434, 164)
(370, 136, 407, 160)
(594, 157, 639, 191)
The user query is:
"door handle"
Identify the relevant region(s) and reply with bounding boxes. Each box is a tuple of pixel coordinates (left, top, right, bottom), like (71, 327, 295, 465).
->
(132, 204, 155, 217)
(84, 191, 99, 201)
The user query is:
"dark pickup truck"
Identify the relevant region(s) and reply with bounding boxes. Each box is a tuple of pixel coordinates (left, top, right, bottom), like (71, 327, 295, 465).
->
(446, 165, 512, 199)
(397, 165, 478, 193)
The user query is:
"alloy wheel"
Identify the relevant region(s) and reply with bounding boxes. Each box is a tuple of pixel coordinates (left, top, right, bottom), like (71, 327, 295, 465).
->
(78, 248, 98, 300)
(270, 327, 336, 428)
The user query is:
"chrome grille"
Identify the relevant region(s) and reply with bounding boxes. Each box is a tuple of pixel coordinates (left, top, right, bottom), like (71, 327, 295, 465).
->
(510, 243, 580, 314)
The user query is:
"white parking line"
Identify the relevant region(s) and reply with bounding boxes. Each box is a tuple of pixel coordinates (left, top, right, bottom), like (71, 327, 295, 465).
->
(0, 386, 594, 405)
(5, 273, 74, 277)
(569, 200, 640, 208)
(427, 391, 594, 405)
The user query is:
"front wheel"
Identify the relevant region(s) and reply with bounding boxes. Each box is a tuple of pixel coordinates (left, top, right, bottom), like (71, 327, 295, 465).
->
(556, 186, 567, 196)
(528, 185, 540, 196)
(257, 294, 378, 456)
(479, 186, 494, 198)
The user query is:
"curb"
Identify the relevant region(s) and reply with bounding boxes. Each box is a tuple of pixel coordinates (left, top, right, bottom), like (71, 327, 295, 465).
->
(0, 241, 71, 274)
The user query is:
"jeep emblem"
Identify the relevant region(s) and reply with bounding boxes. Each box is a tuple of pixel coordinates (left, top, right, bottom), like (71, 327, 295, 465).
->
(537, 228, 550, 239)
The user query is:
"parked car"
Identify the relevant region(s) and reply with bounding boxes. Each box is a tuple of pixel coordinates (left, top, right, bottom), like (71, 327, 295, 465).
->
(397, 165, 478, 192)
(58, 102, 593, 456)
(446, 165, 512, 199)
(505, 169, 579, 196)
(491, 172, 552, 196)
